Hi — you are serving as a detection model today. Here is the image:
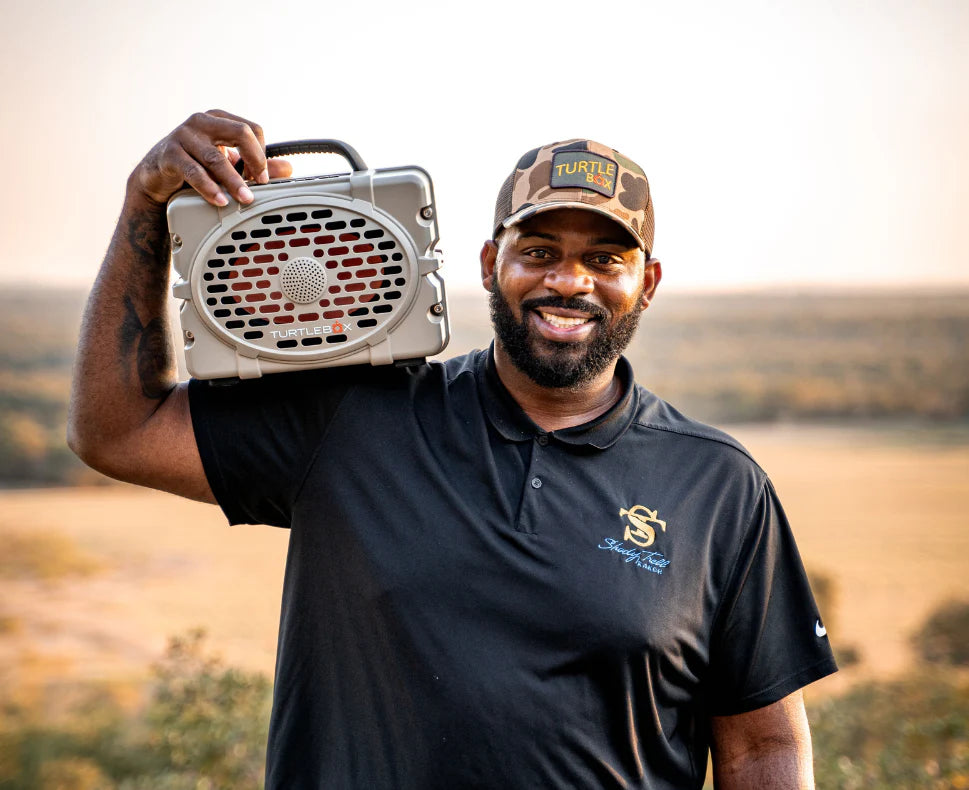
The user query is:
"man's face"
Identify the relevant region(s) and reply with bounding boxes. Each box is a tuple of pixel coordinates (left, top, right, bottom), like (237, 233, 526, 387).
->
(481, 209, 661, 389)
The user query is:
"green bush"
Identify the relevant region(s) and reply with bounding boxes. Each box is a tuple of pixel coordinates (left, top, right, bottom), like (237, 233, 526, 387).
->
(145, 630, 271, 790)
(3, 610, 969, 787)
(0, 630, 271, 790)
(911, 599, 969, 667)
(809, 672, 969, 789)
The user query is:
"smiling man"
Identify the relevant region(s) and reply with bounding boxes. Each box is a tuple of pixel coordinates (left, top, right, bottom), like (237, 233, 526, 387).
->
(69, 114, 836, 789)
(487, 209, 654, 384)
(485, 208, 657, 426)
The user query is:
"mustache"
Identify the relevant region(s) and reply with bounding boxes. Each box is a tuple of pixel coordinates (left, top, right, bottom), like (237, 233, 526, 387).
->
(520, 296, 606, 321)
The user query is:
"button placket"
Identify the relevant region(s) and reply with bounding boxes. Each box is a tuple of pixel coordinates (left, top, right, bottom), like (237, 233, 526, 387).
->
(514, 434, 549, 534)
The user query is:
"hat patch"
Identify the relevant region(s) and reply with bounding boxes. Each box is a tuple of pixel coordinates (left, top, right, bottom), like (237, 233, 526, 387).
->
(549, 151, 617, 197)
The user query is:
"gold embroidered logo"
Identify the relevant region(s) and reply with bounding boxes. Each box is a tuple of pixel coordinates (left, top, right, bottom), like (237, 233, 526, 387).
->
(549, 152, 618, 197)
(619, 505, 666, 548)
(552, 159, 616, 191)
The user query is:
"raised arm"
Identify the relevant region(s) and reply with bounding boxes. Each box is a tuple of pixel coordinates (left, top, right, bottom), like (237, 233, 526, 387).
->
(67, 110, 289, 501)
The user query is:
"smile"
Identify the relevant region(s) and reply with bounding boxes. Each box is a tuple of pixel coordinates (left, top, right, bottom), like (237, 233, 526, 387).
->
(537, 310, 593, 329)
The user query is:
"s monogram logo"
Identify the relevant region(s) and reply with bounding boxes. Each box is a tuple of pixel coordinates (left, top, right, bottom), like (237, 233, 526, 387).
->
(619, 505, 667, 548)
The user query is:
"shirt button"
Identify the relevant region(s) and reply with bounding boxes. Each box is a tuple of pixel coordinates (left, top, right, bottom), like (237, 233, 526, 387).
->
(537, 434, 549, 446)
(531, 477, 543, 489)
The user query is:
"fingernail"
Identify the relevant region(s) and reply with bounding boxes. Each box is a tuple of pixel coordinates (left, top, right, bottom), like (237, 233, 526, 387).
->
(258, 168, 269, 184)
(214, 192, 228, 206)
(238, 185, 254, 203)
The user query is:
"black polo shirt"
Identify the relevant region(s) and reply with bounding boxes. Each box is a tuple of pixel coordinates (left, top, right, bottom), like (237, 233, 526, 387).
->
(190, 347, 836, 790)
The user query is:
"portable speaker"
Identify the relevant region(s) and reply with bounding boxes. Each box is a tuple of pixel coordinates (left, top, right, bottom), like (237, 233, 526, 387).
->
(167, 140, 449, 381)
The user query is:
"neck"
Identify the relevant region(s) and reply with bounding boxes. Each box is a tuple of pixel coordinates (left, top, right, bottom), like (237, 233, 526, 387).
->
(493, 343, 623, 432)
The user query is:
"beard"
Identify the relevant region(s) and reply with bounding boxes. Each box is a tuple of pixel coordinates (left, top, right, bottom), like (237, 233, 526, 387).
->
(489, 281, 643, 389)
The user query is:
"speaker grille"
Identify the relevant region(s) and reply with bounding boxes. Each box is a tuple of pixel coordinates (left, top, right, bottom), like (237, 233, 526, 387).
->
(199, 206, 410, 352)
(280, 257, 327, 303)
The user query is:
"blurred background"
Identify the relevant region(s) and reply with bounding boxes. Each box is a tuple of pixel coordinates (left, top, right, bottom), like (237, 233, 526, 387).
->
(1, 0, 967, 787)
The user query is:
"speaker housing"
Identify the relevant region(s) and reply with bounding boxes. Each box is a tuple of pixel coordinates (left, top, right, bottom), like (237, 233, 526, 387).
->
(167, 145, 448, 381)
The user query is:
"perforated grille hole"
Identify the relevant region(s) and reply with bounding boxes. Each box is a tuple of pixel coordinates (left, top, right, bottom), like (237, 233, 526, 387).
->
(280, 258, 327, 303)
(201, 206, 409, 350)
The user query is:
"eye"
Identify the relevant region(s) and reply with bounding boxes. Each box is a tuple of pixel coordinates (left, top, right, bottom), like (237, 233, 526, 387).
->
(524, 248, 552, 260)
(588, 253, 623, 267)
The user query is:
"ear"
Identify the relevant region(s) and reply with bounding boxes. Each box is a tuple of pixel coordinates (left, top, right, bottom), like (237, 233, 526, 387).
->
(640, 258, 662, 310)
(480, 240, 499, 292)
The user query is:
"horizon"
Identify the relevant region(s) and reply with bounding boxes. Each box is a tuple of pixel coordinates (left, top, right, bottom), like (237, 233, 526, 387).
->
(12, 280, 969, 298)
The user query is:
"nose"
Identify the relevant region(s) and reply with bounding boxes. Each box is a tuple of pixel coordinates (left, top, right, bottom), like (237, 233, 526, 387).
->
(543, 258, 594, 298)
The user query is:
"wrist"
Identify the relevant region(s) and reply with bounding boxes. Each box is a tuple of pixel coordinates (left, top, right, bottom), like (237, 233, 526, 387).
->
(123, 170, 171, 216)
(114, 178, 173, 273)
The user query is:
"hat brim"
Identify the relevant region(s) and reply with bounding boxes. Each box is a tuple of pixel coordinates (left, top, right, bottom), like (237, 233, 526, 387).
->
(499, 201, 647, 252)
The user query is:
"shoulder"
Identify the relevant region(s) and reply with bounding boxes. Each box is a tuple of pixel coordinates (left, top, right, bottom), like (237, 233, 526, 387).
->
(189, 350, 488, 423)
(355, 348, 485, 395)
(628, 383, 767, 484)
(437, 348, 487, 381)
(306, 349, 488, 415)
(425, 349, 489, 397)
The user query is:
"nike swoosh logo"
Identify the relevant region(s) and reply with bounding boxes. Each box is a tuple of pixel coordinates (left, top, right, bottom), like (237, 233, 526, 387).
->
(815, 620, 827, 638)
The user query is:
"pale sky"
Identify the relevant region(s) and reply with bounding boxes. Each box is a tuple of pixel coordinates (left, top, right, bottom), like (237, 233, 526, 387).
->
(1, 0, 967, 294)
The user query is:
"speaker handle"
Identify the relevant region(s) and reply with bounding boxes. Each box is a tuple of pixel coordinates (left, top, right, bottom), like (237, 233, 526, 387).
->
(233, 139, 369, 176)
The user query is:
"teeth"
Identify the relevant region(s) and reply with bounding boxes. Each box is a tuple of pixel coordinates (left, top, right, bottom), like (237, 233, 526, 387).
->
(539, 311, 590, 329)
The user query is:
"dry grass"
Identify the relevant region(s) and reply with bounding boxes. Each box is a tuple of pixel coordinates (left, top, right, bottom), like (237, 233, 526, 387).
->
(730, 424, 969, 693)
(0, 425, 966, 706)
(0, 615, 23, 635)
(0, 530, 103, 581)
(0, 488, 287, 693)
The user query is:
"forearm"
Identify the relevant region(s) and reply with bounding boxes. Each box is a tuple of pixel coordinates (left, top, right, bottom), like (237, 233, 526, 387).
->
(711, 692, 814, 790)
(713, 742, 814, 789)
(67, 182, 178, 467)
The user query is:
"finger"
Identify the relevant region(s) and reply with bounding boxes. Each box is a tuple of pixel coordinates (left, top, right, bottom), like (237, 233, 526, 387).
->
(176, 127, 253, 204)
(160, 146, 229, 207)
(225, 148, 245, 177)
(203, 109, 269, 184)
(179, 124, 260, 203)
(217, 144, 241, 177)
(230, 148, 289, 182)
(178, 111, 265, 192)
(268, 158, 293, 179)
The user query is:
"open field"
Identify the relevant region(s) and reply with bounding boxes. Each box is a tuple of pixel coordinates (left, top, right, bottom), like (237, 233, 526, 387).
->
(1, 424, 966, 705)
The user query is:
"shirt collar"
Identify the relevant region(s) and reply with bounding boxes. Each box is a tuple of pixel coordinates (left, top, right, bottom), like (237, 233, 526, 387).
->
(476, 343, 640, 450)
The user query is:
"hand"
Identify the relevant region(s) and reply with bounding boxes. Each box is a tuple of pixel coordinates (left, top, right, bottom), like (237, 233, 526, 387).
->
(130, 109, 293, 208)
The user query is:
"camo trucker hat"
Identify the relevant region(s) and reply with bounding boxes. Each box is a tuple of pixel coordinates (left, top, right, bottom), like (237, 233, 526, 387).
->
(493, 139, 654, 254)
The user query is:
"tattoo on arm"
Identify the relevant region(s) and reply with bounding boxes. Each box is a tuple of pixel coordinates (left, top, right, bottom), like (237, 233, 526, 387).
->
(120, 296, 175, 400)
(117, 211, 176, 401)
(126, 212, 171, 293)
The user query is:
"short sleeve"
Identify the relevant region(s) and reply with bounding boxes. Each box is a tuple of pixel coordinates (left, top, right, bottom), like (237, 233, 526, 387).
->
(189, 369, 353, 528)
(707, 479, 838, 715)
